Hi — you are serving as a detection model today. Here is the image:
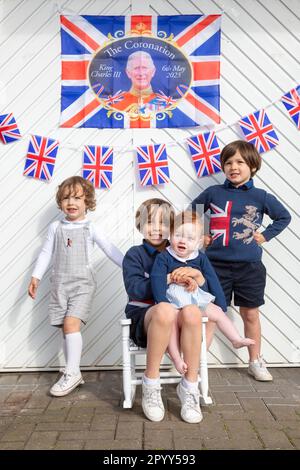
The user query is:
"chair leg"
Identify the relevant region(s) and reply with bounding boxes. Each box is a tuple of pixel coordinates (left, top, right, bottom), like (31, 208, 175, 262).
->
(122, 323, 135, 408)
(200, 321, 213, 405)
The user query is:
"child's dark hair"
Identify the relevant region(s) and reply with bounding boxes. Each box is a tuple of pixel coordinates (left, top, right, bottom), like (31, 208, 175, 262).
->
(56, 176, 96, 211)
(171, 211, 203, 234)
(135, 198, 175, 232)
(220, 140, 261, 177)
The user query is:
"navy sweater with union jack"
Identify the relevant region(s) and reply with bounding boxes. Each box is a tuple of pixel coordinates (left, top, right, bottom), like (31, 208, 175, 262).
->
(191, 179, 291, 262)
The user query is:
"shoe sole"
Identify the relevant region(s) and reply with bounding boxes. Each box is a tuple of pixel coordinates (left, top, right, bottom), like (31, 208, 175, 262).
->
(50, 378, 85, 397)
(248, 369, 273, 381)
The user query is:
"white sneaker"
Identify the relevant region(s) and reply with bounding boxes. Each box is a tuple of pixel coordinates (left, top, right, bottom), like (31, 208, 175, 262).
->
(176, 382, 203, 424)
(248, 356, 273, 381)
(50, 372, 84, 397)
(142, 382, 165, 422)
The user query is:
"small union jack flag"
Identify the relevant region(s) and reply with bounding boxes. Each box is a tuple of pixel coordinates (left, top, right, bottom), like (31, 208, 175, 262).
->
(239, 109, 279, 153)
(0, 113, 22, 144)
(82, 145, 113, 189)
(23, 135, 59, 181)
(156, 91, 176, 107)
(136, 144, 170, 186)
(210, 201, 233, 247)
(281, 85, 300, 129)
(187, 131, 221, 178)
(104, 90, 125, 106)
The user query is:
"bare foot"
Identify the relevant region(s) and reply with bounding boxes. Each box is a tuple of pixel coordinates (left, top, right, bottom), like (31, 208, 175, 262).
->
(232, 337, 255, 349)
(172, 356, 188, 375)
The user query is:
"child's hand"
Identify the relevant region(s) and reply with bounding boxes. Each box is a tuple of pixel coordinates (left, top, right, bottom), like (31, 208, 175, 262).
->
(253, 232, 266, 245)
(203, 235, 213, 247)
(171, 267, 200, 282)
(183, 276, 198, 292)
(28, 277, 40, 299)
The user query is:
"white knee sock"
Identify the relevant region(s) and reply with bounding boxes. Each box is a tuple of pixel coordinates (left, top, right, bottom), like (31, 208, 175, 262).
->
(65, 332, 82, 375)
(62, 336, 67, 364)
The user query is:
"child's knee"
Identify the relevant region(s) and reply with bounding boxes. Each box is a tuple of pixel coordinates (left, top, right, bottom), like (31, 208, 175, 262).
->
(153, 303, 177, 327)
(181, 305, 202, 326)
(63, 316, 81, 333)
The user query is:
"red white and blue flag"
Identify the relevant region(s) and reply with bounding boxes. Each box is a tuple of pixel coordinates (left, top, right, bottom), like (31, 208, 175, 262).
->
(281, 85, 300, 129)
(23, 135, 59, 181)
(60, 14, 221, 128)
(239, 109, 279, 153)
(209, 201, 232, 247)
(0, 113, 22, 144)
(136, 144, 170, 186)
(82, 145, 113, 189)
(186, 131, 221, 177)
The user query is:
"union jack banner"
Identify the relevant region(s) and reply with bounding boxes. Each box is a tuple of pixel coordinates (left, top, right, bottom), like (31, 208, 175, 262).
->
(281, 85, 300, 129)
(23, 135, 59, 181)
(82, 145, 113, 189)
(136, 143, 170, 186)
(186, 131, 221, 177)
(239, 109, 279, 153)
(210, 201, 232, 247)
(60, 14, 221, 129)
(0, 113, 22, 144)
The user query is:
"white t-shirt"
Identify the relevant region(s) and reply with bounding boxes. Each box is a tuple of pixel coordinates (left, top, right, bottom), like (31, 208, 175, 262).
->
(32, 218, 123, 280)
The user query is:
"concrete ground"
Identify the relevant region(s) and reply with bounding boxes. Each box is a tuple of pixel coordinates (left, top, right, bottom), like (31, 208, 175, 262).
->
(0, 368, 299, 450)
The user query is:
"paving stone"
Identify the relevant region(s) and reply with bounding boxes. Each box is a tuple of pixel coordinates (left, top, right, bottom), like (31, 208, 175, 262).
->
(25, 431, 58, 450)
(0, 441, 25, 450)
(58, 430, 115, 441)
(116, 421, 143, 439)
(0, 374, 20, 385)
(211, 391, 239, 404)
(278, 420, 300, 438)
(204, 436, 263, 450)
(267, 405, 300, 421)
(257, 429, 295, 449)
(90, 414, 118, 430)
(290, 438, 300, 449)
(1, 423, 35, 442)
(174, 438, 203, 450)
(84, 439, 142, 450)
(36, 422, 91, 431)
(54, 440, 84, 450)
(66, 408, 95, 423)
(5, 391, 32, 405)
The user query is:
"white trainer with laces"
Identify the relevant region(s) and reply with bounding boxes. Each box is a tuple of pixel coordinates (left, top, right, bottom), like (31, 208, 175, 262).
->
(50, 371, 84, 397)
(142, 382, 165, 422)
(176, 382, 203, 424)
(248, 356, 273, 381)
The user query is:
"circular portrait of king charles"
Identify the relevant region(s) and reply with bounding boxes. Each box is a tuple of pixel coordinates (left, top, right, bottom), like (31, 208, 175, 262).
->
(88, 37, 192, 118)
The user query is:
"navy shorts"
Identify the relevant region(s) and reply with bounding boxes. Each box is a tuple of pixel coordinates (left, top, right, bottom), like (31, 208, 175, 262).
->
(210, 260, 266, 308)
(125, 306, 149, 348)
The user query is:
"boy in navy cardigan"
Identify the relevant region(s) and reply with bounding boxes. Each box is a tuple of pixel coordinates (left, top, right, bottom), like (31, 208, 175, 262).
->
(151, 211, 254, 375)
(192, 140, 291, 381)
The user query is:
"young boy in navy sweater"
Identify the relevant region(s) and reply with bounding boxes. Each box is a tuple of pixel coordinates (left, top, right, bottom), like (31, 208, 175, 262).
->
(192, 140, 291, 381)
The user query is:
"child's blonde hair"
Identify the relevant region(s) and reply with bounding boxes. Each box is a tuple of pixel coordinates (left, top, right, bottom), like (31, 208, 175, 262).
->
(56, 176, 96, 211)
(135, 198, 175, 233)
(220, 140, 262, 177)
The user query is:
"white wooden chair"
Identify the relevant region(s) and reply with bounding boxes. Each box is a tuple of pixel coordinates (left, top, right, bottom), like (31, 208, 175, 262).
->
(121, 316, 212, 408)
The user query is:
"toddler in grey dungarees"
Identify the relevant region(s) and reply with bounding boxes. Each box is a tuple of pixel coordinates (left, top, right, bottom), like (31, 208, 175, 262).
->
(28, 176, 123, 396)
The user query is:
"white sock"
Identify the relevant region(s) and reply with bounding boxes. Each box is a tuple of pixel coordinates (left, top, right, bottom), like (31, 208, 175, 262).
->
(65, 332, 82, 375)
(143, 374, 160, 386)
(182, 377, 199, 392)
(62, 336, 67, 364)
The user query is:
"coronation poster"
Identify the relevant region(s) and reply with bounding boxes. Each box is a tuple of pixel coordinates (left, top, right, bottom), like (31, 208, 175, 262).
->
(60, 15, 221, 129)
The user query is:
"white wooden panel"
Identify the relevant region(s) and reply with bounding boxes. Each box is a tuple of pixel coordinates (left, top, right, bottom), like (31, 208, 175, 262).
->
(0, 0, 299, 371)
